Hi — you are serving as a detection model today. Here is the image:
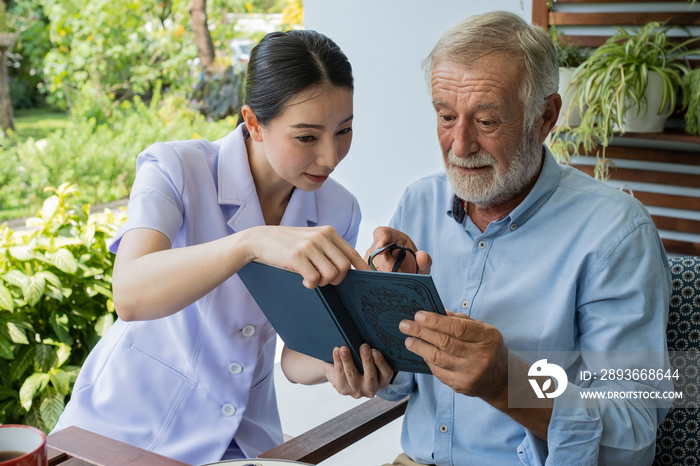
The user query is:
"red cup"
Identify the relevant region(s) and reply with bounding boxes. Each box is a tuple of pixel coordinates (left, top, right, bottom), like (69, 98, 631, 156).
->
(0, 425, 47, 466)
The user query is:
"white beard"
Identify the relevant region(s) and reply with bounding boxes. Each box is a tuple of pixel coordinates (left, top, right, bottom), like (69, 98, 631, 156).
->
(445, 128, 542, 208)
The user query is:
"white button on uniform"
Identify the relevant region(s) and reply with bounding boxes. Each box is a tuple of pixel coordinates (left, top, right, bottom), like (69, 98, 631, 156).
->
(242, 325, 256, 337)
(461, 301, 469, 309)
(222, 403, 236, 417)
(439, 424, 448, 433)
(478, 241, 487, 249)
(228, 363, 243, 375)
(510, 223, 518, 231)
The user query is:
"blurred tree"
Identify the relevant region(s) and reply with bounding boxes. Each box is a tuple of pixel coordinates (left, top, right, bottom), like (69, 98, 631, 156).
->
(39, 0, 200, 122)
(6, 1, 52, 109)
(187, 0, 221, 78)
(0, 0, 15, 131)
(280, 0, 303, 30)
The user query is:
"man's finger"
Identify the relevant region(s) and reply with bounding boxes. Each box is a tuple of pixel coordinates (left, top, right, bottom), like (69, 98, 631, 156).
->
(413, 311, 483, 342)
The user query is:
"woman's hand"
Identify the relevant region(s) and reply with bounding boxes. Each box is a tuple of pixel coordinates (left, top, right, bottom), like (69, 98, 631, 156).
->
(112, 224, 367, 321)
(245, 225, 369, 289)
(364, 227, 432, 275)
(322, 344, 395, 399)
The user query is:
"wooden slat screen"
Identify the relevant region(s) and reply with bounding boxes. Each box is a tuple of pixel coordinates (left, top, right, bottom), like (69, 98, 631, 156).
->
(534, 0, 700, 256)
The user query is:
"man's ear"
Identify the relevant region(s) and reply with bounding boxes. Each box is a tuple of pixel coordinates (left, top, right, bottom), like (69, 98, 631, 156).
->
(538, 93, 562, 144)
(241, 105, 264, 142)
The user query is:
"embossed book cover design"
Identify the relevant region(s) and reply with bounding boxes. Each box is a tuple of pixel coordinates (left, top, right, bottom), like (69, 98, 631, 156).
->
(237, 261, 446, 373)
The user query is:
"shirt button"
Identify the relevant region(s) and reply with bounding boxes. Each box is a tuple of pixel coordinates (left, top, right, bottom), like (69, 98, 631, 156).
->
(461, 301, 469, 309)
(439, 424, 448, 433)
(510, 223, 518, 231)
(222, 403, 236, 417)
(242, 325, 256, 337)
(478, 241, 487, 249)
(229, 363, 243, 375)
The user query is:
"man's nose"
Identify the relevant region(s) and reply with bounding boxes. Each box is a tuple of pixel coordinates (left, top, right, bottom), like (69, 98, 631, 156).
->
(451, 120, 480, 157)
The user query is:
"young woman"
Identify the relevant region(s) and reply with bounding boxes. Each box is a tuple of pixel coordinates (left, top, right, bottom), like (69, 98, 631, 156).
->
(53, 30, 377, 464)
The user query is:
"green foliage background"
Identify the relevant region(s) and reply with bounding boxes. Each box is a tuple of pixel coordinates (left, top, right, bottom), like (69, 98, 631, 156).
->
(0, 184, 125, 431)
(7, 0, 296, 113)
(0, 0, 303, 431)
(1, 91, 238, 222)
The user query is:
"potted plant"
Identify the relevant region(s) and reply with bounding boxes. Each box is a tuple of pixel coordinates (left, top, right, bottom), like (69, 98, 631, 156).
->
(549, 22, 697, 177)
(551, 31, 590, 127)
(682, 68, 700, 135)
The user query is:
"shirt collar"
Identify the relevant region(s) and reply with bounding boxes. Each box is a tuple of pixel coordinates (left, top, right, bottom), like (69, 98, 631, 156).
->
(215, 124, 319, 231)
(449, 145, 561, 229)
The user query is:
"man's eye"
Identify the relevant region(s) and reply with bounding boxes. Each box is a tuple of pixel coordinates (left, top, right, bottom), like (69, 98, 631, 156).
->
(479, 120, 495, 127)
(296, 135, 316, 142)
(439, 114, 455, 123)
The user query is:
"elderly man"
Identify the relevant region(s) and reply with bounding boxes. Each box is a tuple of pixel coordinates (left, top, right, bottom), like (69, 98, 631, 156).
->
(360, 10, 672, 466)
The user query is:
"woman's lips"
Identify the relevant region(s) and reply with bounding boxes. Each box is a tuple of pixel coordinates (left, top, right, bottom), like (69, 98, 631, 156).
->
(305, 173, 329, 183)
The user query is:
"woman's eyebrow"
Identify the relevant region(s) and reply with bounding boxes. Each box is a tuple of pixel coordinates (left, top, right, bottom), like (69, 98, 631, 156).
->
(290, 115, 354, 129)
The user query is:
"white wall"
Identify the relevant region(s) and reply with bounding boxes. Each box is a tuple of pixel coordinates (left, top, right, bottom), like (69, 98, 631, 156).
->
(304, 0, 532, 250)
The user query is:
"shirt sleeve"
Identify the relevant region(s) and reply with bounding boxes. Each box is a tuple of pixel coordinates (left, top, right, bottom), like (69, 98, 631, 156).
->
(521, 220, 672, 465)
(341, 195, 362, 249)
(109, 143, 186, 254)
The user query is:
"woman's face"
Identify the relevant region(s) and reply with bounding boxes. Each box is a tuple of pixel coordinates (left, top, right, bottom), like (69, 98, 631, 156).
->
(258, 85, 353, 192)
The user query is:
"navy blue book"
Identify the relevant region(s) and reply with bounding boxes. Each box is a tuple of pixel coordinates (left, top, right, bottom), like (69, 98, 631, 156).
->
(237, 261, 446, 374)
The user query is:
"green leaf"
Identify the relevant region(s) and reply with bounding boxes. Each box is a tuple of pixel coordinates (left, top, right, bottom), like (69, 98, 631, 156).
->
(24, 405, 45, 432)
(35, 271, 63, 290)
(0, 335, 13, 360)
(0, 284, 14, 311)
(94, 313, 114, 337)
(50, 249, 78, 274)
(50, 312, 73, 346)
(7, 322, 29, 345)
(49, 369, 72, 396)
(9, 246, 34, 261)
(55, 344, 71, 368)
(34, 345, 57, 373)
(19, 373, 50, 411)
(0, 386, 17, 402)
(10, 346, 35, 381)
(2, 270, 29, 289)
(41, 195, 59, 220)
(53, 237, 82, 248)
(39, 389, 64, 431)
(23, 275, 45, 307)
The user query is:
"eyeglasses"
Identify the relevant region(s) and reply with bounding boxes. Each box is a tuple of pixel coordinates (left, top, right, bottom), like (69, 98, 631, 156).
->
(367, 242, 419, 274)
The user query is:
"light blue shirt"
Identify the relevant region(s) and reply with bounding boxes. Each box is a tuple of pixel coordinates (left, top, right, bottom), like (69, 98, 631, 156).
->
(54, 124, 361, 464)
(378, 147, 671, 465)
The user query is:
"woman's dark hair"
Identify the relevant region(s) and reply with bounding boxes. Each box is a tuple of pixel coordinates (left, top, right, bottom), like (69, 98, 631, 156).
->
(244, 29, 353, 125)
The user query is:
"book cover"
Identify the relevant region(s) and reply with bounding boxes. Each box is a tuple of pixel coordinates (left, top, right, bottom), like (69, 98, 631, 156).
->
(237, 261, 446, 374)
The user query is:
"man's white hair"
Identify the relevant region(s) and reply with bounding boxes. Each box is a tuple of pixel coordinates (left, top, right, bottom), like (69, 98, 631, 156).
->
(422, 10, 559, 131)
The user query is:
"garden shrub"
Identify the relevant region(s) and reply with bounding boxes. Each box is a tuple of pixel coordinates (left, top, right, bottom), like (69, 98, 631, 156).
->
(0, 91, 237, 221)
(0, 183, 126, 432)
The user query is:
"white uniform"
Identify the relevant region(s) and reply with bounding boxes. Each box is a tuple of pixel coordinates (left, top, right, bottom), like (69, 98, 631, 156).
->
(54, 124, 361, 464)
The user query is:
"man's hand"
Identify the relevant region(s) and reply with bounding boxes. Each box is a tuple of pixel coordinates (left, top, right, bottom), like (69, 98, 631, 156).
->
(399, 310, 509, 401)
(399, 310, 552, 439)
(365, 227, 432, 274)
(322, 344, 395, 399)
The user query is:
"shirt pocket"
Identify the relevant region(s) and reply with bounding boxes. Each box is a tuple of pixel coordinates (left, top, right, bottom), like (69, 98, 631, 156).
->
(74, 342, 199, 448)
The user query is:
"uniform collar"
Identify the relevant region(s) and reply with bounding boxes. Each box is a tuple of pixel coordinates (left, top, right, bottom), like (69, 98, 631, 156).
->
(215, 124, 319, 232)
(449, 145, 561, 229)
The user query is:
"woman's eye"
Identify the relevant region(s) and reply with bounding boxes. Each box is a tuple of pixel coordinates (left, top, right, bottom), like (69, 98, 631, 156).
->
(337, 127, 352, 135)
(296, 135, 316, 142)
